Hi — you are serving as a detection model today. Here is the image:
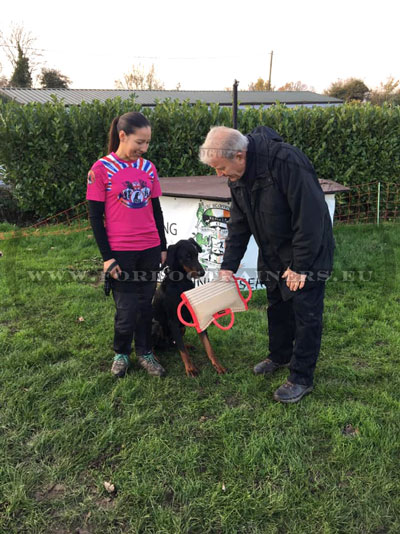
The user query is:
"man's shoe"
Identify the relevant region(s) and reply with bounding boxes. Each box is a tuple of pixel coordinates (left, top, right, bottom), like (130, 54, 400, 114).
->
(137, 351, 166, 377)
(111, 353, 130, 377)
(253, 357, 290, 375)
(273, 381, 313, 403)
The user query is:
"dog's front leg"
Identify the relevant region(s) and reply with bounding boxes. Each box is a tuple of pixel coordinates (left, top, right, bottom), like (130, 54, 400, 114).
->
(198, 330, 227, 374)
(168, 320, 199, 377)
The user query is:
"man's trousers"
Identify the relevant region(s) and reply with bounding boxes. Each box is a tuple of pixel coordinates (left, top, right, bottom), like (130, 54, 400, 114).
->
(266, 282, 326, 386)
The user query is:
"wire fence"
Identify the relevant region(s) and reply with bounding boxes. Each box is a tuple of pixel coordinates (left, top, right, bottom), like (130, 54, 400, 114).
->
(0, 200, 90, 240)
(0, 181, 399, 241)
(30, 201, 90, 231)
(334, 181, 399, 225)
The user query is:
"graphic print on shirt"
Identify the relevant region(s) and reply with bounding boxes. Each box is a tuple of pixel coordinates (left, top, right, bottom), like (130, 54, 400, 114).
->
(87, 170, 95, 185)
(118, 179, 152, 209)
(99, 154, 156, 192)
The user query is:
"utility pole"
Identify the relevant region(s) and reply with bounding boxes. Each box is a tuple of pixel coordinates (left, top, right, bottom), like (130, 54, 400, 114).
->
(268, 50, 273, 90)
(233, 79, 239, 129)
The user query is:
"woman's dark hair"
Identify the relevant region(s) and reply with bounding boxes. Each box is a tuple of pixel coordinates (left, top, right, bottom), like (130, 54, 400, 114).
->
(108, 111, 151, 153)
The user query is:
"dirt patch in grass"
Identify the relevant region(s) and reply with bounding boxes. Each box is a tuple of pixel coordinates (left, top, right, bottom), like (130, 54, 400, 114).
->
(35, 483, 66, 502)
(225, 395, 241, 408)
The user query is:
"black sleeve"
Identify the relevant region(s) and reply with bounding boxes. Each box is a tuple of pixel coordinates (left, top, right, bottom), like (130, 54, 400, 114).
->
(88, 200, 114, 262)
(221, 192, 252, 272)
(152, 197, 167, 251)
(274, 148, 327, 273)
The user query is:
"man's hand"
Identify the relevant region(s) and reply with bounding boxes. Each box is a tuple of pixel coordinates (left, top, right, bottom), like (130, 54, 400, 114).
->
(282, 268, 306, 291)
(161, 251, 167, 266)
(104, 258, 122, 280)
(219, 269, 234, 282)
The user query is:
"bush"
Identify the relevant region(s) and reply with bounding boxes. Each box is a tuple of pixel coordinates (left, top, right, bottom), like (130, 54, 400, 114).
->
(0, 97, 399, 220)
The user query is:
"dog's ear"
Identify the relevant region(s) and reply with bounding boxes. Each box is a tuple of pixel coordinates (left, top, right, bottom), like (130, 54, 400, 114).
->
(166, 243, 177, 268)
(189, 238, 202, 253)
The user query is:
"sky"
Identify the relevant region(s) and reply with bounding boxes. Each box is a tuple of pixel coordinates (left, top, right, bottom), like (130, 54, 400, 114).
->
(1, 0, 399, 94)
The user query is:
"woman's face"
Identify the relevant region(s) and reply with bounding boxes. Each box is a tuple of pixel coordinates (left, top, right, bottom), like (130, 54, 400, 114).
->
(118, 126, 152, 160)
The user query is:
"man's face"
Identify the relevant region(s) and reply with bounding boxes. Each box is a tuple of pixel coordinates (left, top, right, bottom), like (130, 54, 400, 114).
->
(208, 152, 246, 182)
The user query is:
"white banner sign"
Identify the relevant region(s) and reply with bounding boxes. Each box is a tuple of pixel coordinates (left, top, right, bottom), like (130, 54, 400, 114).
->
(160, 195, 335, 291)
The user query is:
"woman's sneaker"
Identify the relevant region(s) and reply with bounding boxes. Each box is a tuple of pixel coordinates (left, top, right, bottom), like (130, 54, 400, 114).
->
(137, 351, 166, 377)
(111, 353, 130, 377)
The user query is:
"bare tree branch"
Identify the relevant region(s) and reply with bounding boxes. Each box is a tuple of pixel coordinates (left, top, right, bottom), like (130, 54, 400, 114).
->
(115, 63, 164, 90)
(0, 24, 43, 74)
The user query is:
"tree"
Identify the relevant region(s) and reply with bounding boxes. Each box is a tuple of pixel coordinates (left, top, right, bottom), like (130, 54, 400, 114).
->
(248, 78, 274, 91)
(9, 45, 32, 87)
(0, 64, 8, 87)
(39, 68, 71, 88)
(325, 78, 369, 102)
(367, 77, 400, 106)
(115, 64, 164, 90)
(0, 24, 43, 76)
(277, 81, 315, 92)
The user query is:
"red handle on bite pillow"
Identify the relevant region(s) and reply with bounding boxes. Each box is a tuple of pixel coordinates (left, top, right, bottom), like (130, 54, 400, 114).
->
(177, 300, 196, 327)
(212, 308, 235, 330)
(232, 276, 253, 304)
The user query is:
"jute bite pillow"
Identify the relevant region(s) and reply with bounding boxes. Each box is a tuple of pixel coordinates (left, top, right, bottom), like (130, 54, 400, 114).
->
(177, 276, 252, 333)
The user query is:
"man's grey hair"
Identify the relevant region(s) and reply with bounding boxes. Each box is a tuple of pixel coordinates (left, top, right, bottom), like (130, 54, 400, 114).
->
(199, 126, 249, 164)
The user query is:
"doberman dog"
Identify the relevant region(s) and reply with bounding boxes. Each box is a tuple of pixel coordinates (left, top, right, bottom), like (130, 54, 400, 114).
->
(152, 238, 227, 377)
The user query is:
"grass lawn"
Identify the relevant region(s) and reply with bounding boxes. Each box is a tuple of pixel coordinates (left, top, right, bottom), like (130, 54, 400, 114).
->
(0, 222, 399, 534)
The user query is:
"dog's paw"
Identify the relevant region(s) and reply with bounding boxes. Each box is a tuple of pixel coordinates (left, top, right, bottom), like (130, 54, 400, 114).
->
(214, 364, 228, 375)
(185, 365, 199, 378)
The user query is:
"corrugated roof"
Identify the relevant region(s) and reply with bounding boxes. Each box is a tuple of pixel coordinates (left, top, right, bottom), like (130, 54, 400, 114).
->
(0, 88, 342, 106)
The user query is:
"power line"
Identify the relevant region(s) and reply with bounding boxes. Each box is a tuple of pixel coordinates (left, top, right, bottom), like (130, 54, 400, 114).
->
(0, 44, 266, 60)
(0, 44, 46, 52)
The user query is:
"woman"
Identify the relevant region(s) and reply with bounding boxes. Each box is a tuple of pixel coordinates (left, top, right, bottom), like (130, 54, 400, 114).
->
(86, 111, 167, 378)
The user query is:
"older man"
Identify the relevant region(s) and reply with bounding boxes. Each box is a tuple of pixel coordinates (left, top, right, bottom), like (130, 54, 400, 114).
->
(199, 126, 334, 403)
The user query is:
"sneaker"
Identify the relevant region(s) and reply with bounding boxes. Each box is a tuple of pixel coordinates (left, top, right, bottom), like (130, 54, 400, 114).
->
(111, 353, 130, 377)
(253, 357, 290, 375)
(137, 351, 166, 377)
(273, 381, 313, 404)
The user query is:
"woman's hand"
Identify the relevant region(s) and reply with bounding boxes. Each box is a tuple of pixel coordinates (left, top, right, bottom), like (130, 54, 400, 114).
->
(104, 258, 122, 280)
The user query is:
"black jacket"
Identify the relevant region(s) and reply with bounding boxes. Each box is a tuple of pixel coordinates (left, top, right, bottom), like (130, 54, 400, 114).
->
(221, 127, 335, 297)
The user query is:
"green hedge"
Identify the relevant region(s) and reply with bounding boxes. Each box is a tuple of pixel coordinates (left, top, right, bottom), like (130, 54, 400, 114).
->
(0, 97, 399, 220)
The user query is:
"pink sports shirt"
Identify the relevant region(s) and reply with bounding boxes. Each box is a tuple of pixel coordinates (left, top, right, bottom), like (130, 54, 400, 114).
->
(86, 152, 162, 251)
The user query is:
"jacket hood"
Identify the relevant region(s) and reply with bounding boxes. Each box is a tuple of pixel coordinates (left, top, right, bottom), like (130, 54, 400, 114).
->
(228, 126, 284, 189)
(229, 126, 283, 189)
(248, 125, 284, 143)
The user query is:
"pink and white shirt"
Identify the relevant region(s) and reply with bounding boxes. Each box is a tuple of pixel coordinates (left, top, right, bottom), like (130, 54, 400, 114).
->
(86, 152, 162, 251)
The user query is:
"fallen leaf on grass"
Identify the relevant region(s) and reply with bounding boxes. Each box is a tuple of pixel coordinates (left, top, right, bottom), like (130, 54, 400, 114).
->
(103, 481, 116, 493)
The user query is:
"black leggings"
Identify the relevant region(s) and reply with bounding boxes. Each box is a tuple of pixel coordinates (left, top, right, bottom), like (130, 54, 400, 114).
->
(111, 246, 161, 356)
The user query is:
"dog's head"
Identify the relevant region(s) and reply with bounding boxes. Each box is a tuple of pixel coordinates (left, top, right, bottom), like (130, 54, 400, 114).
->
(166, 238, 205, 279)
